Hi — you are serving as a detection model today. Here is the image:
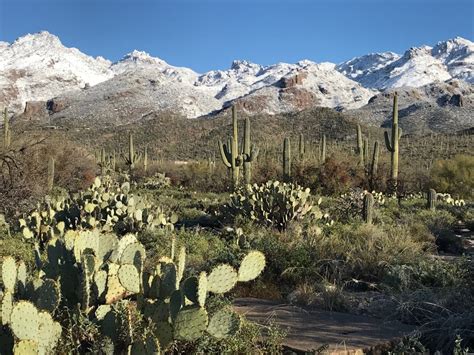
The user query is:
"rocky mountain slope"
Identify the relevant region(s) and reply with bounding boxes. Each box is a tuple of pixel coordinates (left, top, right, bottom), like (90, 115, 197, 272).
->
(337, 37, 474, 89)
(348, 79, 474, 134)
(1, 31, 473, 132)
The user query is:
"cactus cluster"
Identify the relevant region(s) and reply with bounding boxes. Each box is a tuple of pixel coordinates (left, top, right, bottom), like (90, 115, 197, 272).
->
(218, 106, 259, 186)
(1, 227, 266, 353)
(229, 180, 318, 230)
(98, 148, 116, 175)
(18, 176, 176, 247)
(123, 132, 142, 175)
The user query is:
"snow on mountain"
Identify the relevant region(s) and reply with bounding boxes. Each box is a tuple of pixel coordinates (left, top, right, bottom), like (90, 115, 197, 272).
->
(232, 62, 375, 115)
(0, 31, 113, 112)
(1, 31, 473, 121)
(336, 52, 400, 81)
(432, 37, 474, 83)
(337, 37, 474, 89)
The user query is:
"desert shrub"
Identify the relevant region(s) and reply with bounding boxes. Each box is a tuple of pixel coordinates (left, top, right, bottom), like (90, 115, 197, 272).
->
(329, 188, 386, 223)
(384, 258, 468, 291)
(0, 135, 96, 217)
(430, 154, 474, 199)
(154, 160, 230, 192)
(252, 157, 281, 185)
(227, 180, 317, 230)
(317, 156, 364, 195)
(291, 158, 320, 189)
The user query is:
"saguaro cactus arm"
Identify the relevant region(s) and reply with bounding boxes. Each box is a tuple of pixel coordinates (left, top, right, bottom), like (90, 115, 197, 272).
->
(218, 140, 232, 168)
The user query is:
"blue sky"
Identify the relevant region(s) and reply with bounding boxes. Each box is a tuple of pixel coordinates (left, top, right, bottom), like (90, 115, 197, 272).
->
(0, 0, 472, 72)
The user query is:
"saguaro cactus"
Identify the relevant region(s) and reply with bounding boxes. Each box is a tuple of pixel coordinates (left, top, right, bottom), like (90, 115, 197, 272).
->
(363, 138, 369, 168)
(283, 137, 291, 181)
(47, 157, 55, 191)
(124, 132, 141, 174)
(218, 106, 258, 186)
(298, 133, 305, 158)
(319, 134, 326, 164)
(384, 92, 402, 183)
(427, 188, 437, 210)
(356, 124, 364, 166)
(143, 146, 148, 173)
(370, 141, 379, 189)
(242, 117, 259, 184)
(3, 107, 11, 149)
(362, 193, 374, 224)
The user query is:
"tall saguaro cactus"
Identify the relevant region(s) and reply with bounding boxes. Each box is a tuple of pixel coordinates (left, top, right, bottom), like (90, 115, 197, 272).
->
(47, 157, 55, 192)
(242, 117, 259, 184)
(298, 133, 305, 158)
(319, 134, 326, 164)
(3, 107, 11, 149)
(370, 141, 379, 190)
(143, 146, 148, 173)
(283, 137, 291, 181)
(356, 124, 364, 166)
(384, 92, 402, 183)
(124, 132, 142, 175)
(218, 106, 258, 187)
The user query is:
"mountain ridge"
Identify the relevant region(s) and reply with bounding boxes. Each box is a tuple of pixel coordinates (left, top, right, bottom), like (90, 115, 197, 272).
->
(1, 31, 473, 127)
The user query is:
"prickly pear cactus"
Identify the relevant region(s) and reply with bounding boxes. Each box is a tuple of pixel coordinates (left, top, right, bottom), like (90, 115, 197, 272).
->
(207, 264, 238, 294)
(207, 308, 241, 339)
(17, 176, 177, 247)
(174, 307, 209, 341)
(238, 251, 266, 282)
(229, 180, 316, 230)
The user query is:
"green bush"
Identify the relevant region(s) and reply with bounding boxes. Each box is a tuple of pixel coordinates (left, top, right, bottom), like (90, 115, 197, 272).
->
(430, 154, 474, 199)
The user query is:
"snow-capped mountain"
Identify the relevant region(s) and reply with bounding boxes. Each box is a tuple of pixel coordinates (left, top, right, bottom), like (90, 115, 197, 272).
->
(1, 31, 473, 121)
(0, 31, 113, 112)
(337, 37, 474, 89)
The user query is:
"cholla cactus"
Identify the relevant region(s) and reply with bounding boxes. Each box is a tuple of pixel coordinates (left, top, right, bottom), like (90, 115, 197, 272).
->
(228, 180, 318, 230)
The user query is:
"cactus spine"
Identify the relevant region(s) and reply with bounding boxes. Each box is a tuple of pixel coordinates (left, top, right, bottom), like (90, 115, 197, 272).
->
(47, 157, 55, 191)
(3, 107, 10, 149)
(319, 134, 326, 164)
(283, 137, 291, 180)
(218, 106, 258, 187)
(363, 193, 374, 224)
(427, 188, 437, 210)
(384, 92, 402, 183)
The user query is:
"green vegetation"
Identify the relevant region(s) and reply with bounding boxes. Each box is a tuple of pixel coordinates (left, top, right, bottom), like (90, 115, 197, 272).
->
(0, 103, 473, 353)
